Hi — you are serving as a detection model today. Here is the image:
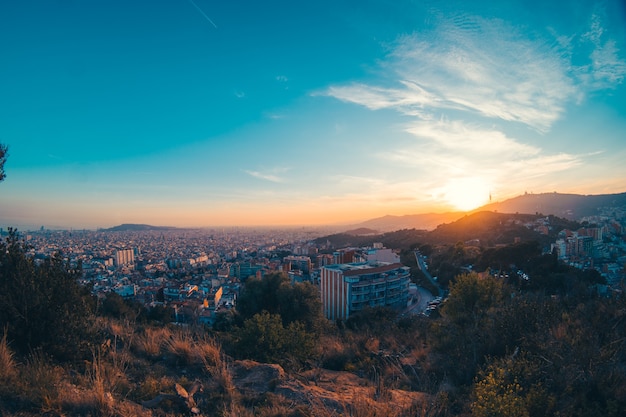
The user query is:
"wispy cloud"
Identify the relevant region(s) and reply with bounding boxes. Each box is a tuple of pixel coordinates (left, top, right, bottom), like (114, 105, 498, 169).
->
(404, 118, 539, 158)
(321, 10, 624, 132)
(244, 167, 290, 183)
(324, 17, 578, 132)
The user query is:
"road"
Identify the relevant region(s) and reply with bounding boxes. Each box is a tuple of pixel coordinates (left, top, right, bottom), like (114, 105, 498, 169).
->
(414, 250, 442, 293)
(404, 284, 434, 316)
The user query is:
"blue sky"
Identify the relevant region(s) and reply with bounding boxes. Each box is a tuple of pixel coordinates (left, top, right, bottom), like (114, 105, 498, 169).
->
(1, 0, 625, 229)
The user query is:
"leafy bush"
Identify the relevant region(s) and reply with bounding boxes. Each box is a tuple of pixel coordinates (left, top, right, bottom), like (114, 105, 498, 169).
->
(0, 230, 96, 361)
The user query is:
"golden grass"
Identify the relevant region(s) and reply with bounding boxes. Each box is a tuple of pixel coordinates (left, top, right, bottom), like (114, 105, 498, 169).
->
(163, 328, 224, 368)
(17, 351, 63, 412)
(133, 326, 172, 359)
(0, 330, 16, 381)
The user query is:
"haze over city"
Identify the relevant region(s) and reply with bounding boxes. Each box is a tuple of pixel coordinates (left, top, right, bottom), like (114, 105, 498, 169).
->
(1, 0, 625, 230)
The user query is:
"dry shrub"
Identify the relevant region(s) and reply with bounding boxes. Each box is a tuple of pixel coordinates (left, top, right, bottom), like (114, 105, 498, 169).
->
(83, 345, 133, 412)
(165, 330, 197, 365)
(57, 379, 153, 417)
(18, 351, 63, 412)
(196, 334, 222, 367)
(96, 317, 134, 341)
(221, 402, 255, 417)
(347, 393, 401, 417)
(165, 329, 223, 367)
(319, 335, 353, 371)
(133, 326, 171, 358)
(0, 330, 16, 381)
(135, 374, 176, 401)
(365, 337, 380, 353)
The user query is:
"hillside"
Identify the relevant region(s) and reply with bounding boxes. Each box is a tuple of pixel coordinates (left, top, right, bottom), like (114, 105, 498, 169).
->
(474, 191, 626, 219)
(321, 211, 579, 251)
(102, 224, 179, 232)
(347, 191, 626, 233)
(346, 212, 464, 233)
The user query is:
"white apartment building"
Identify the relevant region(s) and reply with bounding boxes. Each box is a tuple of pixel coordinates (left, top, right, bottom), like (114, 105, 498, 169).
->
(115, 248, 134, 267)
(320, 262, 411, 321)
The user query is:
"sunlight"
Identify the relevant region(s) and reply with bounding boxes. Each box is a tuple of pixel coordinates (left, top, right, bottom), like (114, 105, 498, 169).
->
(442, 177, 491, 211)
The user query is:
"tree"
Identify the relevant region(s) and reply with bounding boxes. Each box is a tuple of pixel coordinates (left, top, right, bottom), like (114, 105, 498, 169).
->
(235, 311, 315, 366)
(0, 143, 7, 182)
(237, 272, 323, 332)
(99, 291, 146, 321)
(276, 279, 323, 333)
(236, 272, 287, 320)
(0, 230, 95, 360)
(442, 272, 507, 326)
(433, 272, 509, 383)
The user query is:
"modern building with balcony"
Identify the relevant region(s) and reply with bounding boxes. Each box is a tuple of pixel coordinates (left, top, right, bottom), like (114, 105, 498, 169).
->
(320, 262, 411, 321)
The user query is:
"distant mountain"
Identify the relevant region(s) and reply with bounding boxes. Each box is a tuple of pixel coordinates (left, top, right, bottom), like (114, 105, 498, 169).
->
(344, 227, 379, 236)
(347, 212, 464, 233)
(321, 211, 583, 250)
(474, 191, 626, 220)
(101, 224, 179, 232)
(348, 191, 626, 233)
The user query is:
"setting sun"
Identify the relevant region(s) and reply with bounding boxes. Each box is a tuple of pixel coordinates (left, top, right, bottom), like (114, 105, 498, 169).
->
(442, 178, 491, 211)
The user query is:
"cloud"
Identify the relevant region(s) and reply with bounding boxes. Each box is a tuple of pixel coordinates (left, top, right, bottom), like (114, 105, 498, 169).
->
(322, 14, 580, 132)
(580, 13, 626, 89)
(322, 9, 625, 132)
(404, 118, 539, 158)
(244, 167, 290, 183)
(323, 81, 439, 111)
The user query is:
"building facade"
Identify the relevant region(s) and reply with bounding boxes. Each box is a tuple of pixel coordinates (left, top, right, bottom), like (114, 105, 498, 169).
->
(114, 248, 135, 267)
(320, 262, 411, 321)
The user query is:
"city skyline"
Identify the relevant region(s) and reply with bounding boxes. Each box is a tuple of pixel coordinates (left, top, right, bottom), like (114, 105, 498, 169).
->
(1, 0, 625, 230)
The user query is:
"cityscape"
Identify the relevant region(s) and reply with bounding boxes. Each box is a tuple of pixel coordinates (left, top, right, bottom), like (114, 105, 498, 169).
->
(5, 196, 624, 327)
(1, 0, 625, 415)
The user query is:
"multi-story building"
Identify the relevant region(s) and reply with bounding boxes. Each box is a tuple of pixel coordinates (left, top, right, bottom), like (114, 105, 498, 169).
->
(115, 248, 134, 267)
(366, 247, 400, 264)
(320, 262, 411, 321)
(284, 255, 312, 274)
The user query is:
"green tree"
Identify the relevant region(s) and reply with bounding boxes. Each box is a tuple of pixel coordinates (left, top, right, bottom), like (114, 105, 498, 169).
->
(99, 291, 146, 321)
(276, 279, 323, 333)
(442, 272, 507, 326)
(433, 272, 509, 383)
(236, 272, 287, 320)
(237, 272, 323, 332)
(235, 311, 315, 366)
(0, 230, 95, 360)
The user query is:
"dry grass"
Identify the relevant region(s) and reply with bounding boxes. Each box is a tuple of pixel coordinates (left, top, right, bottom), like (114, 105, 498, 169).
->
(164, 329, 224, 368)
(0, 330, 16, 381)
(133, 326, 171, 358)
(165, 330, 197, 365)
(17, 351, 63, 412)
(56, 378, 153, 417)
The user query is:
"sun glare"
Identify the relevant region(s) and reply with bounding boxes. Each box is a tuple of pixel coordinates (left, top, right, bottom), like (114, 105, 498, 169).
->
(443, 178, 491, 211)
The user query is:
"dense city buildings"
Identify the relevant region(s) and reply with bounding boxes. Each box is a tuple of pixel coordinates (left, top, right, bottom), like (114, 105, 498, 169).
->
(3, 204, 625, 325)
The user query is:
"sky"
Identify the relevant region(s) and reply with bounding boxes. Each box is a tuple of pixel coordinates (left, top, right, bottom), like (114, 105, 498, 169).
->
(1, 0, 625, 229)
